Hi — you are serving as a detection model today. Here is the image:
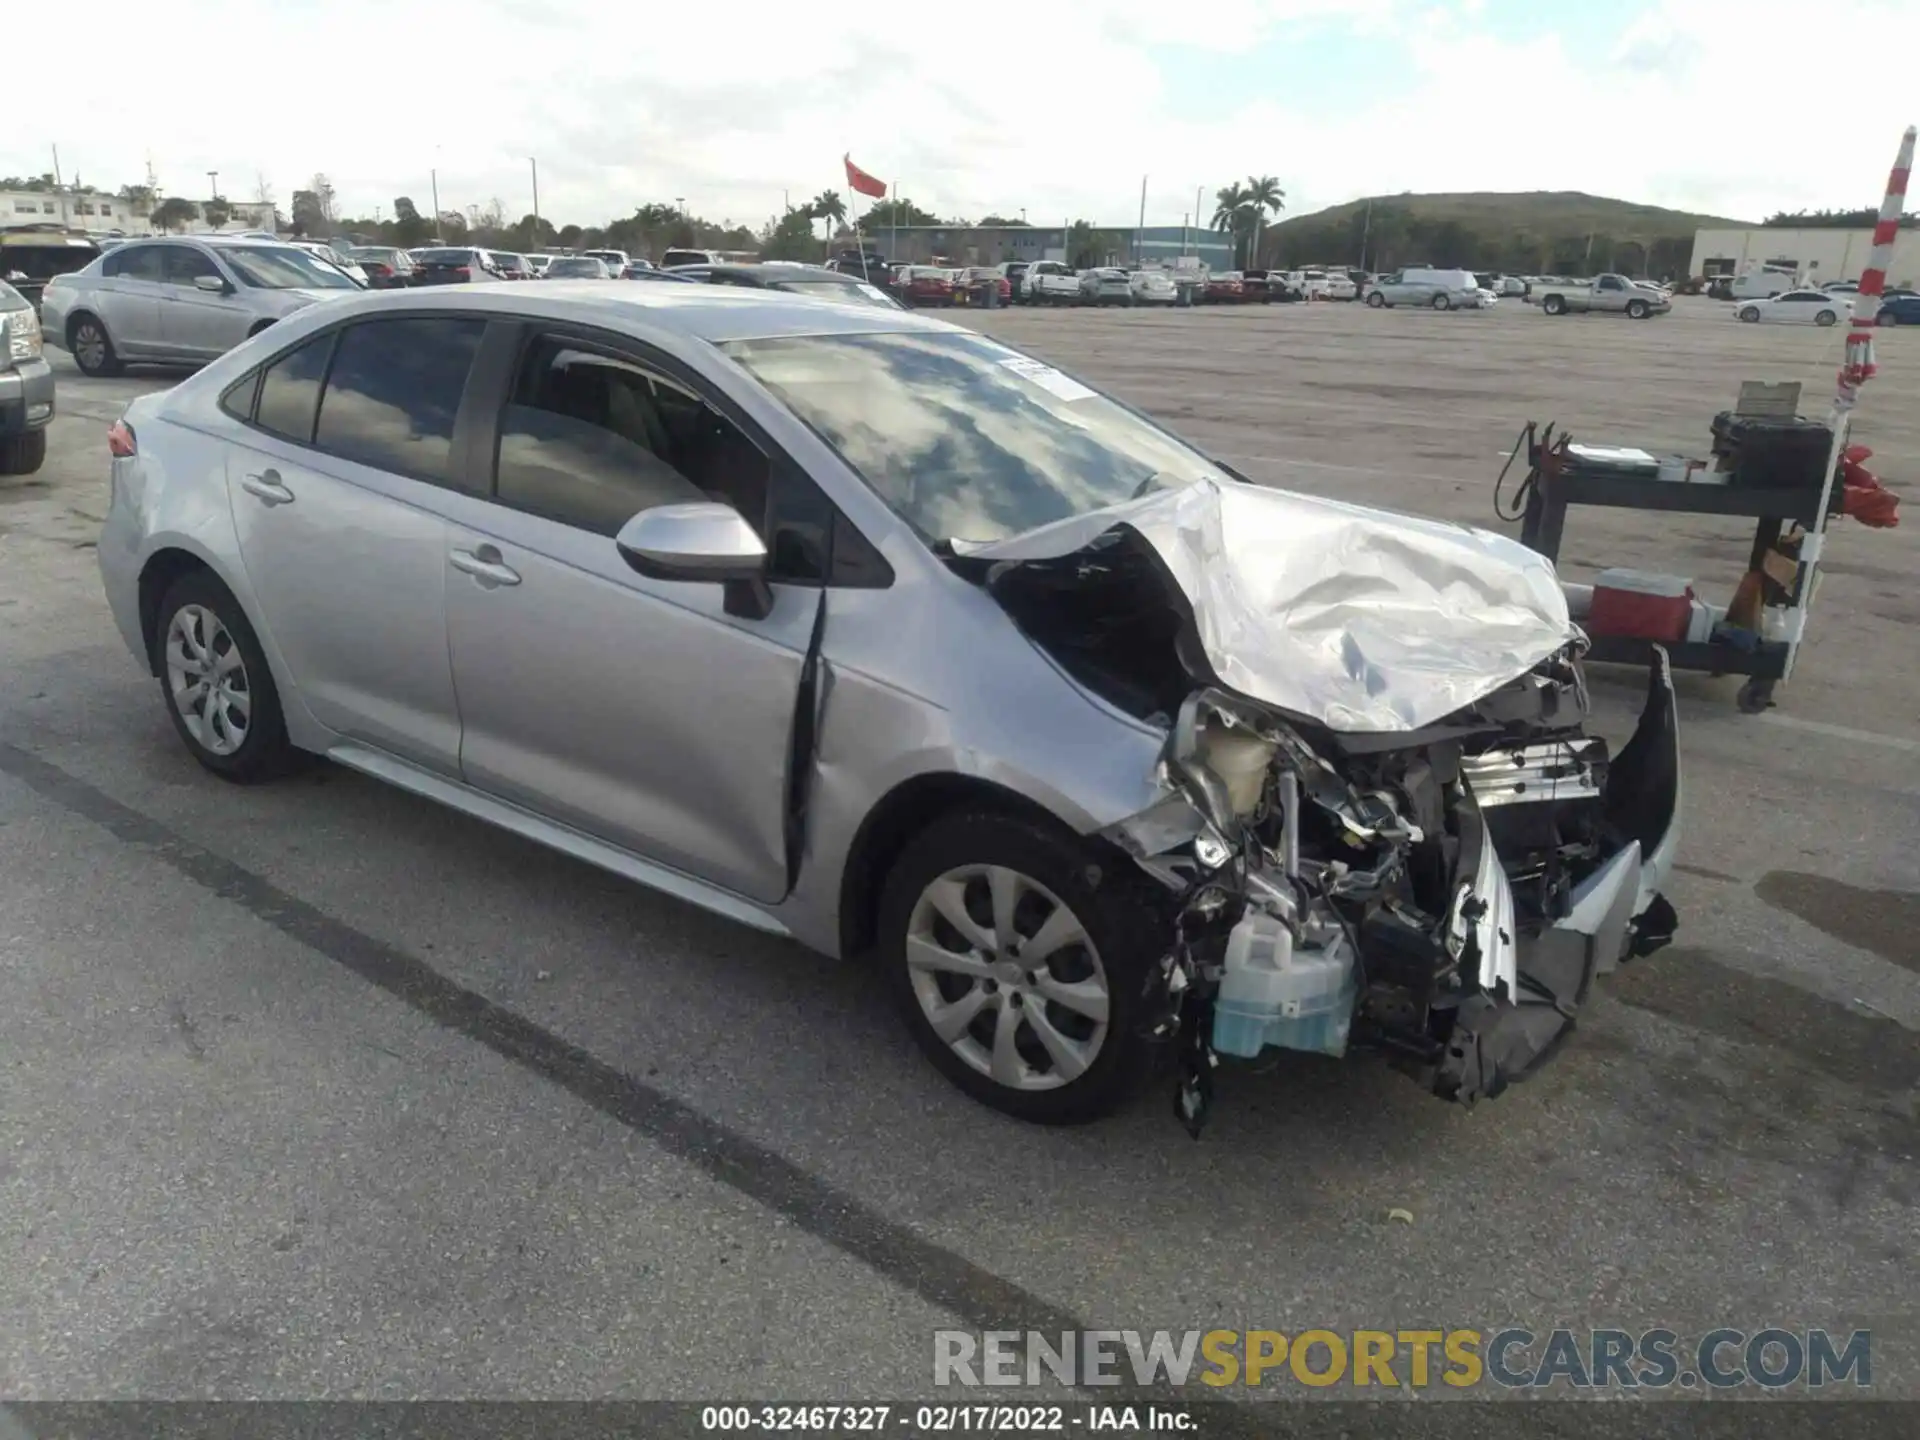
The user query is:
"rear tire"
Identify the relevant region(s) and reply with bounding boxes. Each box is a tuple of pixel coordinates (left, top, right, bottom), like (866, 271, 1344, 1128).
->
(879, 809, 1164, 1125)
(1542, 295, 1566, 315)
(1878, 309, 1900, 327)
(1432, 293, 1452, 311)
(69, 314, 123, 377)
(0, 428, 47, 476)
(153, 570, 299, 784)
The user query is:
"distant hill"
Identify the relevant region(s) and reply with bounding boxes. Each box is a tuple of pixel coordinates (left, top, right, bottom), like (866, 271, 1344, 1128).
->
(1265, 191, 1752, 276)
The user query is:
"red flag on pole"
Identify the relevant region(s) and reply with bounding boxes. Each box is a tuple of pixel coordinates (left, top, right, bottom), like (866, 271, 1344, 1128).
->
(844, 154, 887, 199)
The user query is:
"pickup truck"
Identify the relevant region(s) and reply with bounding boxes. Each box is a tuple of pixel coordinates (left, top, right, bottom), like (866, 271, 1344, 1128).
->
(1021, 260, 1083, 305)
(1537, 273, 1671, 318)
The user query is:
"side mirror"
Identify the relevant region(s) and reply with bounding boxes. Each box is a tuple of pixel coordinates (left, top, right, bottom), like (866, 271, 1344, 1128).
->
(615, 502, 774, 619)
(194, 274, 228, 293)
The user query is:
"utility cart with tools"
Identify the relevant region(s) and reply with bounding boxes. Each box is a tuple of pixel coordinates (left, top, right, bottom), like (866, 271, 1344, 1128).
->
(1500, 383, 1857, 714)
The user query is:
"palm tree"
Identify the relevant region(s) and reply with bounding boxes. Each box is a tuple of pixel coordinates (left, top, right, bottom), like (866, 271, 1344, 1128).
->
(810, 189, 847, 245)
(1242, 175, 1286, 266)
(1211, 182, 1261, 269)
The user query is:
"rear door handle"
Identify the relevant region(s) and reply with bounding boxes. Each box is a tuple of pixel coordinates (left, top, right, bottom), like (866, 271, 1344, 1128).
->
(240, 470, 294, 505)
(450, 546, 522, 587)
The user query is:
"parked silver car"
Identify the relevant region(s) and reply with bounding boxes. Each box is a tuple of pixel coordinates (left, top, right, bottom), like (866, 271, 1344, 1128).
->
(40, 237, 363, 375)
(96, 284, 1681, 1130)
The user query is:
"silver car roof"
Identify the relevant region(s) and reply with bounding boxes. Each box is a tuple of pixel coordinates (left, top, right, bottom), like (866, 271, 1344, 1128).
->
(259, 279, 958, 344)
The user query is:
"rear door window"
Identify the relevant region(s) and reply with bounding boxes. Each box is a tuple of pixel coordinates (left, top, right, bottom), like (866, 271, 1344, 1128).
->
(253, 334, 336, 442)
(312, 317, 486, 487)
(106, 245, 166, 282)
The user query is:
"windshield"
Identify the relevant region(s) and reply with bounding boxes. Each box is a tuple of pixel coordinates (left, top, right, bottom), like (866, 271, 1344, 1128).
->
(724, 330, 1231, 545)
(223, 246, 362, 290)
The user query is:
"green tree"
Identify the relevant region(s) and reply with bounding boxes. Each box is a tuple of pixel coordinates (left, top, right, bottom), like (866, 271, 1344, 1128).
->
(150, 196, 199, 233)
(203, 197, 232, 230)
(556, 223, 584, 248)
(1211, 183, 1263, 268)
(761, 206, 820, 262)
(117, 184, 156, 217)
(978, 214, 1029, 227)
(864, 197, 940, 228)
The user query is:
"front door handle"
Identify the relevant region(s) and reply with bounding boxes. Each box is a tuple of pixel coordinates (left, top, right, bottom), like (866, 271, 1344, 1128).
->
(240, 470, 294, 506)
(450, 545, 522, 587)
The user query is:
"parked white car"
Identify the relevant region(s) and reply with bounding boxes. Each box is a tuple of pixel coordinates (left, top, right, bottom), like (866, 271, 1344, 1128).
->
(1288, 267, 1355, 301)
(1130, 269, 1178, 304)
(288, 241, 368, 286)
(1735, 289, 1852, 326)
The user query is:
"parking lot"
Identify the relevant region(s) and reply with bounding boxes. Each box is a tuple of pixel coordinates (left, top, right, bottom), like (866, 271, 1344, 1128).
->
(3, 295, 1917, 1407)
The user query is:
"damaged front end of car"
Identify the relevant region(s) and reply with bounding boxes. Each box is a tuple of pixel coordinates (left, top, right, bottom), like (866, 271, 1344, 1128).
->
(967, 479, 1681, 1135)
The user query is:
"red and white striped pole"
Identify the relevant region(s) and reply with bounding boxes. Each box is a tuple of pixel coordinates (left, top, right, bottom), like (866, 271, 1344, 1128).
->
(1782, 124, 1915, 682)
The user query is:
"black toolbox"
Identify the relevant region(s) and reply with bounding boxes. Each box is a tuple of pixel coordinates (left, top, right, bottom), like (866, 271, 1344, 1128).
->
(1709, 411, 1833, 491)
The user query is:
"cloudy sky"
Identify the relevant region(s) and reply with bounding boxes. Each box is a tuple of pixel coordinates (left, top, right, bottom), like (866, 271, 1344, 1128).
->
(9, 0, 1915, 233)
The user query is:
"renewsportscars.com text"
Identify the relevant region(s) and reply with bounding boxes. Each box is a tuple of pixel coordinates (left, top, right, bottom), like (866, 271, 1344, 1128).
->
(933, 1328, 1872, 1390)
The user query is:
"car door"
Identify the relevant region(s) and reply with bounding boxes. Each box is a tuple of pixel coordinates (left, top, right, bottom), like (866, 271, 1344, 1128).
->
(440, 326, 823, 903)
(159, 245, 250, 360)
(93, 243, 170, 357)
(223, 314, 488, 774)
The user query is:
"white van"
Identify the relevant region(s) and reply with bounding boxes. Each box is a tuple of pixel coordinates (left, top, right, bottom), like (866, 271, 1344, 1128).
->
(1730, 269, 1796, 300)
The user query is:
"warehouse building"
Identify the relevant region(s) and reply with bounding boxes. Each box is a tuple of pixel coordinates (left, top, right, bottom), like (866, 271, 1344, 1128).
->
(866, 223, 1233, 270)
(1689, 226, 1919, 287)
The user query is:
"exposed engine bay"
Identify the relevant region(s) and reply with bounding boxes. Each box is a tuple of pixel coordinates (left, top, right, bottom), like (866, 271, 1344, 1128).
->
(962, 481, 1683, 1136)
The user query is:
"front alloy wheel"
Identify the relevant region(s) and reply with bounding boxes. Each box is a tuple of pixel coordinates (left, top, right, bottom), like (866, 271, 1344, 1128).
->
(906, 864, 1111, 1093)
(880, 810, 1160, 1123)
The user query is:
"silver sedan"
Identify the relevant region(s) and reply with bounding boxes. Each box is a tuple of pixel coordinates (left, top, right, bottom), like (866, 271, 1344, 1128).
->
(95, 282, 1680, 1130)
(40, 237, 363, 374)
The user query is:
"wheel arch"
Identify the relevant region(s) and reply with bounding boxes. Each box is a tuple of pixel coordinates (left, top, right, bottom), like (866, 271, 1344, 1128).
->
(837, 771, 1095, 962)
(65, 306, 113, 349)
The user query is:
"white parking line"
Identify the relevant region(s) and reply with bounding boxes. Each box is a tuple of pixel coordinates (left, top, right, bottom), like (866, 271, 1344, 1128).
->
(1757, 711, 1920, 754)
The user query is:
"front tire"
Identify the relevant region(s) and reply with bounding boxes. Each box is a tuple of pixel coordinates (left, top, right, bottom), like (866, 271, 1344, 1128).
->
(1816, 309, 1837, 327)
(0, 428, 47, 476)
(1739, 306, 1761, 322)
(69, 314, 123, 377)
(1627, 299, 1650, 319)
(879, 810, 1163, 1125)
(1366, 291, 1386, 308)
(154, 570, 298, 783)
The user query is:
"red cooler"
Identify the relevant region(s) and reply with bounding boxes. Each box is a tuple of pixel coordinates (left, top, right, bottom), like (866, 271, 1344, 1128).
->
(1588, 569, 1694, 643)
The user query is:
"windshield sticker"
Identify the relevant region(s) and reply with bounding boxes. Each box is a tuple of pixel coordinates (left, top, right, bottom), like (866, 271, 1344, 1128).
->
(999, 355, 1096, 402)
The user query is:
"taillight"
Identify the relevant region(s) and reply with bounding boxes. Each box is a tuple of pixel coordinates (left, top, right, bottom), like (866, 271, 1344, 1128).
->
(454, 265, 470, 277)
(108, 419, 137, 458)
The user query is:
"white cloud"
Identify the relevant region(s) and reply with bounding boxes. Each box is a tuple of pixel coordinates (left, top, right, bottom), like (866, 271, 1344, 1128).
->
(6, 0, 1914, 234)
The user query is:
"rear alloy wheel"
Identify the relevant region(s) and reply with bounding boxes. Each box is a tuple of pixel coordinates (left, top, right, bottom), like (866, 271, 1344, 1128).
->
(1816, 309, 1837, 327)
(69, 315, 123, 377)
(1739, 306, 1761, 323)
(0, 428, 47, 476)
(1877, 309, 1900, 326)
(1542, 294, 1566, 315)
(1432, 293, 1452, 310)
(880, 811, 1161, 1124)
(155, 571, 298, 783)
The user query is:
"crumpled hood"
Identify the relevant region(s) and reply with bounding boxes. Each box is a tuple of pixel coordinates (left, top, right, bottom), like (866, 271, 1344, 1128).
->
(969, 478, 1580, 733)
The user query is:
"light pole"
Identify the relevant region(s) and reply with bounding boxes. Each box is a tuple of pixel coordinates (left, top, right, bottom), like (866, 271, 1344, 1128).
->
(207, 170, 219, 199)
(430, 164, 442, 242)
(529, 157, 540, 238)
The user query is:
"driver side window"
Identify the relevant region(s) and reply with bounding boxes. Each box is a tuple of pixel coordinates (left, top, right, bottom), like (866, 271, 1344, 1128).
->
(493, 334, 775, 550)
